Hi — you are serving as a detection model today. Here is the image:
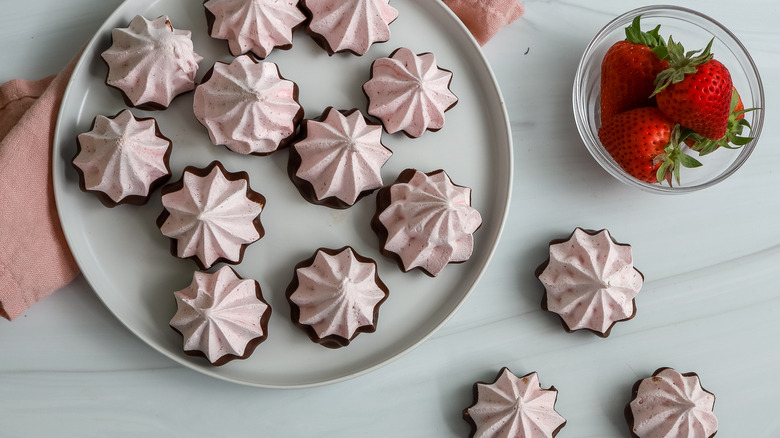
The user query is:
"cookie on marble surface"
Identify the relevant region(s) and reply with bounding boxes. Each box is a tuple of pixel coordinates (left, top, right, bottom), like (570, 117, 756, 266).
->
(535, 227, 643, 337)
(463, 367, 566, 438)
(625, 367, 718, 438)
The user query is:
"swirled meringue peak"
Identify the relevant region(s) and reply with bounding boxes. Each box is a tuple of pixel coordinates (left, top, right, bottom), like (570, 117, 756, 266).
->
(101, 15, 202, 110)
(626, 368, 718, 438)
(289, 107, 392, 209)
(536, 228, 643, 337)
(204, 0, 305, 59)
(73, 110, 172, 207)
(193, 56, 303, 155)
(286, 246, 389, 348)
(301, 0, 399, 55)
(363, 47, 458, 138)
(158, 161, 266, 270)
(170, 266, 271, 366)
(464, 368, 567, 438)
(372, 169, 482, 277)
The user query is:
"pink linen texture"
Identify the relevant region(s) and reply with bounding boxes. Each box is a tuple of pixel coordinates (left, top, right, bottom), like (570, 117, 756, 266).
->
(0, 56, 80, 320)
(0, 0, 522, 321)
(443, 0, 525, 45)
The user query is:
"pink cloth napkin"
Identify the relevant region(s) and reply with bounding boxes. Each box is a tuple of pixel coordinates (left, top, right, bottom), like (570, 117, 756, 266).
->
(0, 2, 522, 321)
(443, 0, 525, 45)
(0, 55, 80, 321)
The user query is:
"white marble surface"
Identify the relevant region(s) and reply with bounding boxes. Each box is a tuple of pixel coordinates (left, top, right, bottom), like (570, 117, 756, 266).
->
(1, 0, 779, 436)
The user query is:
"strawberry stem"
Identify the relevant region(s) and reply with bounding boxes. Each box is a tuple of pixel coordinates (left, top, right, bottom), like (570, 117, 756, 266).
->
(651, 37, 714, 96)
(655, 124, 702, 185)
(624, 15, 665, 48)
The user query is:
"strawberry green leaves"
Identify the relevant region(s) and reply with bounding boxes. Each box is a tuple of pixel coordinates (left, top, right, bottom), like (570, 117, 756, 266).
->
(625, 16, 665, 49)
(651, 38, 714, 96)
(656, 125, 702, 185)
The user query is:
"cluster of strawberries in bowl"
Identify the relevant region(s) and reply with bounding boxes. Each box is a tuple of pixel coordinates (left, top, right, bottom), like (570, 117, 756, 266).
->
(598, 16, 755, 186)
(573, 6, 764, 193)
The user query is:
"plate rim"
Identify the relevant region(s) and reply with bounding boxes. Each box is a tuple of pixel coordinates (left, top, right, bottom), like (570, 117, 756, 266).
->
(52, 0, 514, 388)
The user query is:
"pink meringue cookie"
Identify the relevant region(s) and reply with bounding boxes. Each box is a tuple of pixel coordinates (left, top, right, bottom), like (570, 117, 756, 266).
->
(193, 55, 303, 155)
(363, 47, 458, 138)
(101, 15, 202, 110)
(464, 368, 567, 438)
(204, 0, 306, 59)
(536, 228, 643, 337)
(289, 107, 392, 209)
(372, 168, 482, 277)
(170, 266, 271, 366)
(626, 368, 718, 438)
(73, 109, 172, 207)
(301, 0, 399, 55)
(158, 161, 266, 270)
(286, 246, 389, 348)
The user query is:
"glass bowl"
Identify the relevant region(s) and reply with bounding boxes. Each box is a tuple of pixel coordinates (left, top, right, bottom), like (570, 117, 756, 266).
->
(572, 5, 764, 194)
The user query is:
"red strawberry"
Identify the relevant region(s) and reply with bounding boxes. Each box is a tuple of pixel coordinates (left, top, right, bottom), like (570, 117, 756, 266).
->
(598, 107, 701, 184)
(733, 88, 745, 117)
(686, 87, 756, 155)
(600, 16, 668, 120)
(652, 39, 733, 140)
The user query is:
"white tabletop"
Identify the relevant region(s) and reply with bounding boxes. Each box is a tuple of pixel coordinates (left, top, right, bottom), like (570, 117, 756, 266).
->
(2, 0, 779, 436)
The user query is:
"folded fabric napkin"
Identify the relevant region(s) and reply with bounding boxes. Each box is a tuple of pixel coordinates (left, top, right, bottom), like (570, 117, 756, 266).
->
(0, 54, 81, 320)
(443, 0, 525, 45)
(0, 0, 523, 321)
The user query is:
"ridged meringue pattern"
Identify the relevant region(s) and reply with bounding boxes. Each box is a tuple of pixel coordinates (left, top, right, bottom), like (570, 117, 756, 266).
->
(363, 47, 458, 137)
(73, 109, 171, 207)
(536, 228, 643, 337)
(302, 0, 399, 55)
(464, 368, 566, 438)
(170, 266, 271, 366)
(290, 107, 392, 208)
(158, 161, 265, 270)
(286, 247, 389, 348)
(101, 15, 202, 109)
(204, 0, 306, 59)
(627, 368, 718, 438)
(373, 169, 482, 277)
(193, 56, 303, 155)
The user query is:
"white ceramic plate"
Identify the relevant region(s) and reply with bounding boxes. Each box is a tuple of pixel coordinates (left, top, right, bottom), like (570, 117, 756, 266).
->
(52, 0, 512, 388)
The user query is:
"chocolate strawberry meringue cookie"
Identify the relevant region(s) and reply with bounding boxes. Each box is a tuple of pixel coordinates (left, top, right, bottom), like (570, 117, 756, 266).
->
(535, 228, 643, 337)
(102, 15, 202, 110)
